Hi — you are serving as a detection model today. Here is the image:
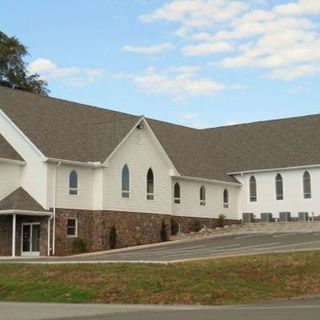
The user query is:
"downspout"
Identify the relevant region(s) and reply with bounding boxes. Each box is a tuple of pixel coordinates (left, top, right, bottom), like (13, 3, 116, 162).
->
(52, 161, 62, 255)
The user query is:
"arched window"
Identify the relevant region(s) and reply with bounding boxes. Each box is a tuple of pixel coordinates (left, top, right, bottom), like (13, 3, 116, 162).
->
(121, 165, 130, 198)
(223, 189, 229, 208)
(250, 176, 257, 202)
(69, 170, 78, 195)
(146, 168, 154, 200)
(303, 171, 311, 199)
(200, 186, 206, 206)
(275, 173, 283, 200)
(174, 183, 181, 204)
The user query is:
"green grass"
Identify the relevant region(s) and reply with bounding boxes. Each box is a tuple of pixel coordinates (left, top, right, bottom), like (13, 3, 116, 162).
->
(1, 251, 320, 305)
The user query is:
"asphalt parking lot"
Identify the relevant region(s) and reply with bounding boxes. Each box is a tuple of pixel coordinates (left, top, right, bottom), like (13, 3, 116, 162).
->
(1, 231, 320, 263)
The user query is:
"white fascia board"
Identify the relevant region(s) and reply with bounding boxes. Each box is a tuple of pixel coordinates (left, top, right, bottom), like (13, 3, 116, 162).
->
(0, 158, 26, 166)
(0, 210, 52, 216)
(45, 157, 105, 168)
(0, 109, 46, 161)
(229, 164, 320, 176)
(174, 175, 241, 187)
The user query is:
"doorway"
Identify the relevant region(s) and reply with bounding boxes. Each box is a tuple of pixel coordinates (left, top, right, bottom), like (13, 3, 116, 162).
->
(21, 223, 40, 256)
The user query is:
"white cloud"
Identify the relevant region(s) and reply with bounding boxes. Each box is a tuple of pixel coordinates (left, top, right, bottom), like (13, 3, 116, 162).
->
(182, 41, 234, 56)
(180, 112, 213, 128)
(139, 0, 320, 80)
(114, 66, 226, 100)
(28, 58, 103, 87)
(122, 42, 174, 54)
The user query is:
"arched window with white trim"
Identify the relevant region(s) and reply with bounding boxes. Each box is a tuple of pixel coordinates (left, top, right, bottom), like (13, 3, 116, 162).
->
(69, 170, 78, 195)
(146, 168, 154, 200)
(122, 165, 130, 198)
(174, 183, 180, 204)
(250, 176, 257, 202)
(303, 171, 311, 199)
(200, 186, 206, 206)
(223, 189, 229, 208)
(275, 173, 283, 200)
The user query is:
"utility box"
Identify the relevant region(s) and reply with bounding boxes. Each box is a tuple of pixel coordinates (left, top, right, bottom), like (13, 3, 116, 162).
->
(298, 212, 309, 221)
(279, 212, 291, 222)
(261, 212, 273, 222)
(242, 212, 254, 223)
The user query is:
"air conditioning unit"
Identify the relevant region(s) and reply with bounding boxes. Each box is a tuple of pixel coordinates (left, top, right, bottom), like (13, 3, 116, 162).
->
(279, 212, 291, 222)
(261, 212, 273, 223)
(298, 212, 309, 222)
(242, 212, 254, 223)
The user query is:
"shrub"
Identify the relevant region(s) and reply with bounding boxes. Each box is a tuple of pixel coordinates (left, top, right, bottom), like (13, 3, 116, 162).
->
(160, 220, 169, 242)
(71, 238, 86, 253)
(109, 225, 117, 249)
(216, 214, 226, 228)
(192, 220, 202, 232)
(170, 217, 179, 235)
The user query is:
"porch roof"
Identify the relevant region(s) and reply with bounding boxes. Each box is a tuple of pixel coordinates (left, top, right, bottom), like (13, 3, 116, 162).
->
(0, 187, 51, 215)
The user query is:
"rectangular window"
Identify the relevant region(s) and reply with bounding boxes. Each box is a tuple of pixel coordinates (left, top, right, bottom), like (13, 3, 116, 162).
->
(67, 218, 77, 237)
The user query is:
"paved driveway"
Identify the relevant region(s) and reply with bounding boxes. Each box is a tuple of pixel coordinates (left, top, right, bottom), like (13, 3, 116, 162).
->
(1, 298, 320, 320)
(1, 231, 320, 263)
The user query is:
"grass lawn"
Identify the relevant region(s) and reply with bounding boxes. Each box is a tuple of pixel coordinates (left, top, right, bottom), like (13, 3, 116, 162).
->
(1, 251, 320, 305)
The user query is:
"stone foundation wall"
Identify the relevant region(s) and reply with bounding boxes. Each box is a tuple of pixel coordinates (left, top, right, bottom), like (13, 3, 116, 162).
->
(54, 209, 171, 255)
(0, 216, 12, 256)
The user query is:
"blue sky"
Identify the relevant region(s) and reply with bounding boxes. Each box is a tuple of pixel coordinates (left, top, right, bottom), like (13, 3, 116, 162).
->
(1, 0, 320, 128)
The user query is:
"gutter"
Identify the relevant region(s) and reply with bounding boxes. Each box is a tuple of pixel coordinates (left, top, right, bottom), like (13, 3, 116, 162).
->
(0, 210, 52, 216)
(0, 158, 26, 166)
(173, 175, 241, 187)
(46, 157, 106, 168)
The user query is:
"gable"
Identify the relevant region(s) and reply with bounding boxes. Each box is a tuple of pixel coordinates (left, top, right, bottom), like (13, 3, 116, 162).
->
(0, 134, 24, 161)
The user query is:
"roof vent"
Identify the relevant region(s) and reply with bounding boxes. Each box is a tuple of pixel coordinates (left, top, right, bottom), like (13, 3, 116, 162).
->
(137, 123, 144, 130)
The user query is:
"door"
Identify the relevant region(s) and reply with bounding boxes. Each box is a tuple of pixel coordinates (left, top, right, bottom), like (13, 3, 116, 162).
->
(21, 223, 40, 256)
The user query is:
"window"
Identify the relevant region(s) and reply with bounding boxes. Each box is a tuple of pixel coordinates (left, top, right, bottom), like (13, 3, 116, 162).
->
(250, 176, 257, 202)
(121, 165, 130, 198)
(275, 173, 283, 200)
(147, 168, 154, 200)
(67, 218, 77, 237)
(303, 171, 311, 199)
(174, 183, 181, 204)
(223, 189, 229, 208)
(69, 170, 78, 195)
(200, 186, 206, 206)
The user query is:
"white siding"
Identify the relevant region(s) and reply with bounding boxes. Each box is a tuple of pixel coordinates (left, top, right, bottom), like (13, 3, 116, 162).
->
(103, 125, 173, 214)
(172, 178, 240, 219)
(0, 162, 22, 200)
(235, 167, 320, 219)
(47, 164, 95, 210)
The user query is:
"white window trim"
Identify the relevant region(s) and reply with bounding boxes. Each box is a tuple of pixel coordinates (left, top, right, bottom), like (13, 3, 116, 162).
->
(69, 187, 79, 196)
(67, 218, 78, 237)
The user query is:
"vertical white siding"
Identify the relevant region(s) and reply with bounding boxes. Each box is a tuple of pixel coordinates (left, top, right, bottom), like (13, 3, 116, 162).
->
(103, 126, 173, 214)
(0, 162, 22, 200)
(172, 178, 240, 219)
(235, 167, 320, 219)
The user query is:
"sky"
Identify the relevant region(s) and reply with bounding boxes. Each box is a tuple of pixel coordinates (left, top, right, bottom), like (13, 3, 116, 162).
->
(1, 0, 320, 128)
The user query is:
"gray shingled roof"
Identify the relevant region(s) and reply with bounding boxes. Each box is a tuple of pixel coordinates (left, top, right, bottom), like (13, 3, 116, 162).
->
(1, 85, 320, 183)
(0, 187, 48, 212)
(0, 133, 23, 161)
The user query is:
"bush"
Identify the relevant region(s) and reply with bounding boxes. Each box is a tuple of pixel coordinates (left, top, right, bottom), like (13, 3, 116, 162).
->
(160, 220, 169, 242)
(216, 214, 226, 228)
(109, 225, 117, 249)
(71, 238, 86, 253)
(192, 220, 202, 232)
(170, 217, 179, 235)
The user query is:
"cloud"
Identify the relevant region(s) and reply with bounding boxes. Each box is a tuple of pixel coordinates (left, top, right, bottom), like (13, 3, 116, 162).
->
(182, 41, 234, 56)
(114, 66, 226, 100)
(180, 112, 213, 128)
(122, 42, 174, 54)
(139, 0, 320, 81)
(28, 58, 103, 87)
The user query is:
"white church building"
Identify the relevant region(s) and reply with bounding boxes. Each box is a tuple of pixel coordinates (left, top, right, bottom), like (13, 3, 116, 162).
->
(0, 85, 319, 256)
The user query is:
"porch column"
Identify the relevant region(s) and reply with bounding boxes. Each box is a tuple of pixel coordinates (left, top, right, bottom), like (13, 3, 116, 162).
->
(12, 213, 16, 257)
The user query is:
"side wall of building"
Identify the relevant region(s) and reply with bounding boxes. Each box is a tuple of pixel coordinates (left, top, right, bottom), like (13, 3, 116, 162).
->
(235, 167, 320, 219)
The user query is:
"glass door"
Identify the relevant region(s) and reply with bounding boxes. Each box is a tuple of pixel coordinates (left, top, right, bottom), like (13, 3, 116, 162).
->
(21, 223, 40, 256)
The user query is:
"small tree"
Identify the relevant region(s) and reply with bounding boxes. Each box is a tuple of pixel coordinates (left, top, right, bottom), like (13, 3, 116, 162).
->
(160, 219, 168, 242)
(72, 238, 86, 253)
(170, 217, 179, 235)
(109, 225, 117, 249)
(216, 214, 226, 228)
(192, 220, 202, 232)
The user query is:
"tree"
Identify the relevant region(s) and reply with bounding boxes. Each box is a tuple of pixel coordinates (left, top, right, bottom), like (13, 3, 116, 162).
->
(160, 220, 169, 242)
(109, 225, 117, 249)
(0, 31, 49, 95)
